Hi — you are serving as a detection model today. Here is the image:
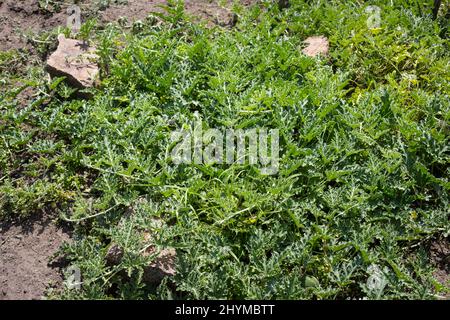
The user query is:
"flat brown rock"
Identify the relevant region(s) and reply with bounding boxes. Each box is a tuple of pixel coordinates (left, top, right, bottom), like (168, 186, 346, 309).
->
(46, 34, 99, 89)
(302, 36, 329, 57)
(142, 246, 177, 285)
(105, 229, 176, 286)
(142, 230, 176, 285)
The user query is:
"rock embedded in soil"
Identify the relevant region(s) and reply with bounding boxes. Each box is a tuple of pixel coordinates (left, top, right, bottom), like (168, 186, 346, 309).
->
(105, 244, 125, 267)
(105, 232, 176, 286)
(45, 34, 99, 89)
(302, 36, 329, 57)
(142, 247, 177, 285)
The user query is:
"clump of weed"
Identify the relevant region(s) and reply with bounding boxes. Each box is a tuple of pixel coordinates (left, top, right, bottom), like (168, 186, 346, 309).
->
(1, 0, 448, 299)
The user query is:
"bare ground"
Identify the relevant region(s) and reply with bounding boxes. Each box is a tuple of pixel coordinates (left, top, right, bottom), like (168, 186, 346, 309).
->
(0, 0, 259, 51)
(0, 216, 71, 300)
(430, 237, 450, 299)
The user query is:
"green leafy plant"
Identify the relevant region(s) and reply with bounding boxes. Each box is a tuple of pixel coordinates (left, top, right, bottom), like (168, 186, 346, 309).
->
(1, 0, 448, 300)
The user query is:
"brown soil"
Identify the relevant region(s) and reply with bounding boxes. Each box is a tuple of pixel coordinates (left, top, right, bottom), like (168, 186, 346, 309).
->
(430, 237, 450, 299)
(0, 0, 67, 51)
(0, 216, 71, 300)
(0, 0, 259, 52)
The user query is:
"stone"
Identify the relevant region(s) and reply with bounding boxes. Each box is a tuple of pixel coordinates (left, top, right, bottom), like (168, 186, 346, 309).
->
(142, 247, 177, 285)
(141, 231, 176, 285)
(105, 244, 124, 267)
(104, 231, 176, 286)
(46, 34, 99, 89)
(302, 36, 329, 57)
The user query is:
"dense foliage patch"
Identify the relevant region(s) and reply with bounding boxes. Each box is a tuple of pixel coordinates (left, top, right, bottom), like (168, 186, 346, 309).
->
(0, 0, 449, 299)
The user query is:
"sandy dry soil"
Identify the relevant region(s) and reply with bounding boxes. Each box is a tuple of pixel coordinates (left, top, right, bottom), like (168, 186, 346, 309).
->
(430, 237, 450, 299)
(0, 216, 71, 300)
(0, 0, 258, 51)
